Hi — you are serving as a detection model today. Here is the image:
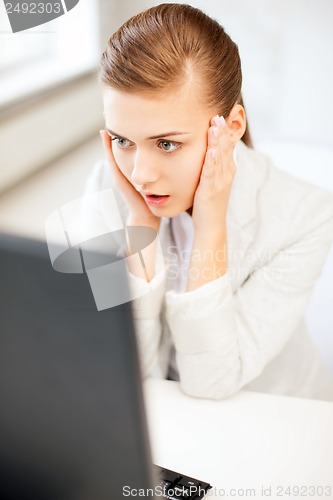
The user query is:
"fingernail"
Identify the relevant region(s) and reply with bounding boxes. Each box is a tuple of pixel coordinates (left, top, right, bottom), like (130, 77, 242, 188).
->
(99, 130, 104, 137)
(219, 116, 226, 126)
(210, 149, 216, 159)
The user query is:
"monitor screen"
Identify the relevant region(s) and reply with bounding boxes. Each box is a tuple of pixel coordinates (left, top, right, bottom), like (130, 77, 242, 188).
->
(0, 231, 154, 499)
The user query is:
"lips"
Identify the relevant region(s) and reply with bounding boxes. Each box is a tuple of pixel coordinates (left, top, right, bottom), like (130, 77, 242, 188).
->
(143, 193, 170, 207)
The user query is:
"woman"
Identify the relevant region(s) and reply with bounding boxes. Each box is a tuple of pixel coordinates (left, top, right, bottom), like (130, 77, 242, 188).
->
(83, 3, 333, 400)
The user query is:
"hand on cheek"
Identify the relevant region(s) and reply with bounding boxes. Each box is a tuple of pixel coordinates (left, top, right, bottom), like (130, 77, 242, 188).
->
(190, 115, 237, 234)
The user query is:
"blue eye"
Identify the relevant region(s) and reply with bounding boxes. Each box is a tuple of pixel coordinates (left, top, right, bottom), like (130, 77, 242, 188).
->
(110, 135, 180, 153)
(111, 137, 133, 149)
(158, 140, 180, 153)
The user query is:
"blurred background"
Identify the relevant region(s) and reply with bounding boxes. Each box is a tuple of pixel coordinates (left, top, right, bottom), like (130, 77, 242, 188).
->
(0, 0, 332, 371)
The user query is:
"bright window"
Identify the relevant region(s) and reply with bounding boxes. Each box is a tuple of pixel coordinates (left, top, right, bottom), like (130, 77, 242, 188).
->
(0, 0, 100, 107)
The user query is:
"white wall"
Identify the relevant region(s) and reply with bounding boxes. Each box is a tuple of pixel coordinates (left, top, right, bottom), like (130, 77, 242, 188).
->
(107, 0, 333, 149)
(3, 0, 332, 192)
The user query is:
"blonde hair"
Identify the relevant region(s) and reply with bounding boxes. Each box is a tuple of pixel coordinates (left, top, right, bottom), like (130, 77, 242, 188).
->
(99, 2, 253, 148)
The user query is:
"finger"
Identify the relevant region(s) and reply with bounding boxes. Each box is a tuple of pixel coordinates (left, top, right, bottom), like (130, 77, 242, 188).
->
(207, 122, 225, 167)
(207, 119, 236, 181)
(210, 117, 234, 166)
(208, 117, 227, 153)
(200, 147, 217, 181)
(218, 117, 233, 157)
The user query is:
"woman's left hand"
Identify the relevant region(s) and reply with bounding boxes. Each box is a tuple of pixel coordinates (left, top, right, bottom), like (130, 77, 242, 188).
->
(191, 115, 237, 235)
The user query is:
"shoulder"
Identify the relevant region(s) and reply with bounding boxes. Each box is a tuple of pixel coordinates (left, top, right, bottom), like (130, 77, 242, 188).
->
(84, 158, 113, 193)
(239, 140, 333, 204)
(238, 141, 333, 239)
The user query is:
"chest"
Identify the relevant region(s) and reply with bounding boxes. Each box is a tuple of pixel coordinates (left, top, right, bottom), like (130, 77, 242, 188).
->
(159, 217, 284, 294)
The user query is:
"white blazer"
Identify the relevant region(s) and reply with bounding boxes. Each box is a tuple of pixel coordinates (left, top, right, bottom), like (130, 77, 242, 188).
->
(81, 140, 333, 401)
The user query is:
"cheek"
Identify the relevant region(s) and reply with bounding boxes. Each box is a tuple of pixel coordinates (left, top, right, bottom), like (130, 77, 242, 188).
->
(181, 145, 206, 192)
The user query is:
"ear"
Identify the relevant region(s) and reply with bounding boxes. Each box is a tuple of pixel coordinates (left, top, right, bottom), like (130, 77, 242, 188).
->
(225, 104, 246, 146)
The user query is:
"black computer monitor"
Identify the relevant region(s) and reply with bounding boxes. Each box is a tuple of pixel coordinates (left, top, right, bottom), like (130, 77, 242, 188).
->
(0, 231, 155, 499)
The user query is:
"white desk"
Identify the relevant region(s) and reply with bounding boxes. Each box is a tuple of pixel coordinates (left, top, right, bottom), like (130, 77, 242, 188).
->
(143, 379, 333, 499)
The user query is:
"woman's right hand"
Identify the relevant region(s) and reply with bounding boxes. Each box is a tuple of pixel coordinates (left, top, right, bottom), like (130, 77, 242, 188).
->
(99, 130, 161, 231)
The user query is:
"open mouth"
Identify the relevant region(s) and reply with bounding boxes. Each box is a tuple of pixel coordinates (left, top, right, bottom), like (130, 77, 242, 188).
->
(144, 194, 170, 206)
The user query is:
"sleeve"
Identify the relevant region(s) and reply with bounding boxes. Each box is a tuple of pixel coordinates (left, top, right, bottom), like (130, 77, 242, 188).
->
(165, 188, 333, 399)
(80, 160, 167, 377)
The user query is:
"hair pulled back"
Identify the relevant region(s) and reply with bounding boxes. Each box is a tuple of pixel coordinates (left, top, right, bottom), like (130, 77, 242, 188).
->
(99, 3, 253, 148)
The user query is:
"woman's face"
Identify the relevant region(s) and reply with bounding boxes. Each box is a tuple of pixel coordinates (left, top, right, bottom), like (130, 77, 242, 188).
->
(102, 84, 216, 217)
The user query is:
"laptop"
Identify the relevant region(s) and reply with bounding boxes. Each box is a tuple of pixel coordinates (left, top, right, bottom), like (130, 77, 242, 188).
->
(0, 231, 211, 499)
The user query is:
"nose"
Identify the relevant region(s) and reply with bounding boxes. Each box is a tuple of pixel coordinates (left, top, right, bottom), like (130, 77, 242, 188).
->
(130, 150, 159, 187)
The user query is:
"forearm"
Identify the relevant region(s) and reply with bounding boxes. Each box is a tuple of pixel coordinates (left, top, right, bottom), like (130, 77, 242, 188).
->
(185, 224, 228, 292)
(125, 217, 160, 282)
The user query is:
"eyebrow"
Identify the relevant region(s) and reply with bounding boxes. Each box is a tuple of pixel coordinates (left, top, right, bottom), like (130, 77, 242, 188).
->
(105, 128, 190, 140)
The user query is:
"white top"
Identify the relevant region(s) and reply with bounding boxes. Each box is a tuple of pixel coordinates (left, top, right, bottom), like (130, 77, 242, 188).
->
(80, 140, 333, 401)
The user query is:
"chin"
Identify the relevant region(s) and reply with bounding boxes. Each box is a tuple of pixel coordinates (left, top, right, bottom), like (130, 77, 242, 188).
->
(148, 199, 193, 219)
